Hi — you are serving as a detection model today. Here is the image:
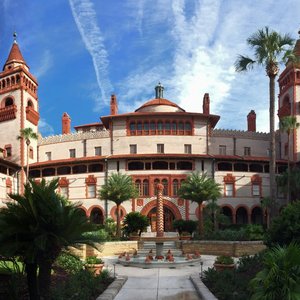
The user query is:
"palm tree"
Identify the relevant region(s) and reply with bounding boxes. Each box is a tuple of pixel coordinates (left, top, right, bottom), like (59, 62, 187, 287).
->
(235, 27, 294, 219)
(178, 172, 221, 236)
(18, 128, 38, 182)
(277, 167, 300, 202)
(250, 243, 300, 300)
(280, 116, 300, 203)
(0, 178, 99, 300)
(99, 173, 138, 238)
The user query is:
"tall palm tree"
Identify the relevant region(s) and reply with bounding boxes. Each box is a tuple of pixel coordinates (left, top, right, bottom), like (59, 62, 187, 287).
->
(280, 116, 300, 203)
(18, 128, 38, 182)
(99, 173, 138, 238)
(235, 27, 294, 219)
(178, 172, 221, 236)
(0, 178, 99, 300)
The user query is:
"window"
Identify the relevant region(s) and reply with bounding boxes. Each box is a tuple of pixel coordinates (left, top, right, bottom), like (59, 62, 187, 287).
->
(252, 184, 260, 196)
(157, 144, 164, 154)
(225, 183, 233, 197)
(130, 144, 137, 154)
(162, 179, 168, 196)
(45, 152, 52, 161)
(184, 144, 192, 154)
(60, 186, 69, 198)
(95, 146, 102, 156)
(5, 146, 12, 158)
(135, 180, 142, 196)
(87, 185, 96, 198)
(29, 147, 33, 159)
(173, 179, 179, 196)
(219, 145, 226, 155)
(143, 179, 149, 196)
(244, 147, 251, 156)
(69, 149, 76, 158)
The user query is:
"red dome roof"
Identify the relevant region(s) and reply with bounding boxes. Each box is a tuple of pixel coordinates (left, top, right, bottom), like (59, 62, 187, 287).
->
(135, 98, 185, 112)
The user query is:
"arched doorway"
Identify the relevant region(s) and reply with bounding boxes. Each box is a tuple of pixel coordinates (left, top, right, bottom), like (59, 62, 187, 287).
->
(147, 206, 175, 232)
(221, 206, 233, 224)
(90, 207, 104, 225)
(236, 207, 248, 225)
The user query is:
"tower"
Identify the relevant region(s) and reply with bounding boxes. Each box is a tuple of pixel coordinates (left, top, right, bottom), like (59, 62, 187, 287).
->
(278, 32, 300, 162)
(0, 34, 39, 191)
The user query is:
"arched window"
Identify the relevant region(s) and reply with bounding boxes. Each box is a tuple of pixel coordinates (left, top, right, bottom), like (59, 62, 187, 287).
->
(72, 165, 87, 174)
(27, 100, 33, 108)
(5, 97, 13, 107)
(57, 166, 71, 175)
(135, 180, 142, 196)
(137, 122, 142, 134)
(165, 121, 171, 134)
(90, 208, 104, 225)
(154, 179, 160, 195)
(153, 161, 168, 170)
(157, 121, 163, 134)
(172, 121, 177, 134)
(128, 161, 144, 170)
(177, 161, 193, 170)
(178, 122, 184, 133)
(150, 121, 156, 134)
(143, 179, 149, 196)
(162, 179, 168, 196)
(173, 179, 179, 196)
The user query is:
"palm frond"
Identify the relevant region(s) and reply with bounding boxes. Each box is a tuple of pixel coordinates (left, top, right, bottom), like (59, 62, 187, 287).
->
(235, 55, 256, 72)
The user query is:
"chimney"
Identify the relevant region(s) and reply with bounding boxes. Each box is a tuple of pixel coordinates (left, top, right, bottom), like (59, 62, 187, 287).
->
(203, 93, 210, 115)
(62, 112, 71, 134)
(110, 94, 118, 115)
(247, 110, 256, 132)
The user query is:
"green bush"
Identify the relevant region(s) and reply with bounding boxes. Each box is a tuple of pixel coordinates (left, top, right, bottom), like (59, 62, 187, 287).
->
(245, 224, 264, 240)
(123, 212, 149, 236)
(50, 269, 113, 300)
(103, 218, 117, 239)
(85, 256, 103, 264)
(265, 201, 300, 247)
(173, 219, 198, 235)
(215, 255, 234, 265)
(54, 253, 83, 274)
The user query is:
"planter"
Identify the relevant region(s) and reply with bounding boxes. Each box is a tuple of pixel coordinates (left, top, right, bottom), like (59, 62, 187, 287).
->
(213, 263, 235, 271)
(180, 235, 192, 240)
(129, 235, 140, 241)
(85, 263, 104, 275)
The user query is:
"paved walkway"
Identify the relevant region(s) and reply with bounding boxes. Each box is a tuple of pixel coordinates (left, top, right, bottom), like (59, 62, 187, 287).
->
(102, 255, 216, 300)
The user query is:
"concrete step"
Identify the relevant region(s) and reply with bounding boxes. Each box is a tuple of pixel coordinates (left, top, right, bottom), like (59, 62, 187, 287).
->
(138, 249, 183, 256)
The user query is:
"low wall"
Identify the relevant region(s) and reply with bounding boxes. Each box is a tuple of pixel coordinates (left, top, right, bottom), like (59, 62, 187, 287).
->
(181, 240, 266, 257)
(69, 241, 139, 260)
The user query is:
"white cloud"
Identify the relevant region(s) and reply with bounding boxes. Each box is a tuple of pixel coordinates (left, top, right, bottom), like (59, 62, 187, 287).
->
(32, 49, 53, 78)
(69, 0, 113, 110)
(38, 118, 54, 136)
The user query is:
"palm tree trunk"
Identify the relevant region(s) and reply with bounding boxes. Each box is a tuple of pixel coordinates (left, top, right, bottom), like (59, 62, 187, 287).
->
(269, 75, 277, 221)
(38, 258, 53, 300)
(198, 203, 204, 236)
(116, 204, 121, 238)
(25, 262, 39, 300)
(26, 143, 30, 183)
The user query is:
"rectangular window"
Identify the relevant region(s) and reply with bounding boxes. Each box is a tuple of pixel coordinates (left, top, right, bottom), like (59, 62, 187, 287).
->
(130, 144, 137, 154)
(184, 144, 192, 154)
(252, 184, 260, 196)
(5, 146, 12, 158)
(69, 149, 76, 158)
(219, 145, 226, 155)
(60, 186, 68, 198)
(87, 185, 96, 198)
(95, 146, 102, 156)
(45, 152, 52, 161)
(157, 144, 164, 154)
(225, 183, 233, 197)
(244, 147, 251, 156)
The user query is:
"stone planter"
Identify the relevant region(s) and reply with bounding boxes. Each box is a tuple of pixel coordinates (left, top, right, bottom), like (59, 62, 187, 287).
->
(85, 263, 104, 275)
(213, 263, 235, 271)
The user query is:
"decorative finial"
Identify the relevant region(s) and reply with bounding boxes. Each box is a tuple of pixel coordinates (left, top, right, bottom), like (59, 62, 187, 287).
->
(13, 32, 17, 43)
(155, 82, 164, 99)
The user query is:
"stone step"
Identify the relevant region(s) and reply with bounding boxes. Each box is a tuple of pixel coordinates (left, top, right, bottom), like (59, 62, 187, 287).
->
(138, 249, 183, 256)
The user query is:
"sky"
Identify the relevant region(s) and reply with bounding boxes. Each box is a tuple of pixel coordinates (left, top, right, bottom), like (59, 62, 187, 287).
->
(0, 0, 299, 136)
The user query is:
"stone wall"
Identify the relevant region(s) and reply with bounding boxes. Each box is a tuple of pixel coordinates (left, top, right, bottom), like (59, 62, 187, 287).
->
(181, 240, 266, 257)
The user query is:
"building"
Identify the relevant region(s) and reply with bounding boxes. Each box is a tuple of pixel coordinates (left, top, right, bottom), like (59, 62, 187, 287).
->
(1, 36, 299, 231)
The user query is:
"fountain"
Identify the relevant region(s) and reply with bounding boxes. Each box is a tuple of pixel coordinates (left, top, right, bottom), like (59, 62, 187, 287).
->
(118, 184, 201, 268)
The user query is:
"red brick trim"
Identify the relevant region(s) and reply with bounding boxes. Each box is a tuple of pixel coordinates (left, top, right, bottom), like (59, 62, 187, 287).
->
(110, 205, 126, 221)
(87, 205, 104, 217)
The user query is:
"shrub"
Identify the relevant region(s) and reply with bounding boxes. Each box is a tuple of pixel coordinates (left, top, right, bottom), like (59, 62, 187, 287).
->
(173, 219, 198, 235)
(85, 256, 103, 265)
(250, 243, 300, 299)
(265, 201, 300, 247)
(215, 255, 234, 265)
(103, 218, 117, 239)
(245, 224, 264, 240)
(122, 212, 149, 236)
(54, 253, 83, 274)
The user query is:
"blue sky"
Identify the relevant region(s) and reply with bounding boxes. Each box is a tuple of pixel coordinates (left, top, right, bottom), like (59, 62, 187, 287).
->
(0, 0, 299, 136)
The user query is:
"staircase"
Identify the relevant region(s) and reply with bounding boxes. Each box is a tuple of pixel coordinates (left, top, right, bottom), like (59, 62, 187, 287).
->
(137, 240, 183, 257)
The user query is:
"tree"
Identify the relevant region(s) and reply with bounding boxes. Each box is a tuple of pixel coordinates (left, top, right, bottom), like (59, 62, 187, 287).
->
(250, 243, 300, 300)
(18, 128, 38, 182)
(277, 167, 300, 201)
(178, 172, 221, 236)
(0, 178, 99, 300)
(235, 27, 294, 219)
(99, 173, 138, 238)
(279, 116, 300, 203)
(123, 212, 149, 237)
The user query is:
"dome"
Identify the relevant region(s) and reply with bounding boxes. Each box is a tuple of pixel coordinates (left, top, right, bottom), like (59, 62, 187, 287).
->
(135, 98, 185, 113)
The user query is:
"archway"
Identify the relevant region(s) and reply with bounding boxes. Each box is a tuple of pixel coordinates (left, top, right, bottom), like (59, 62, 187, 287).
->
(221, 206, 233, 224)
(236, 207, 248, 225)
(140, 199, 182, 232)
(90, 207, 104, 225)
(251, 207, 263, 224)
